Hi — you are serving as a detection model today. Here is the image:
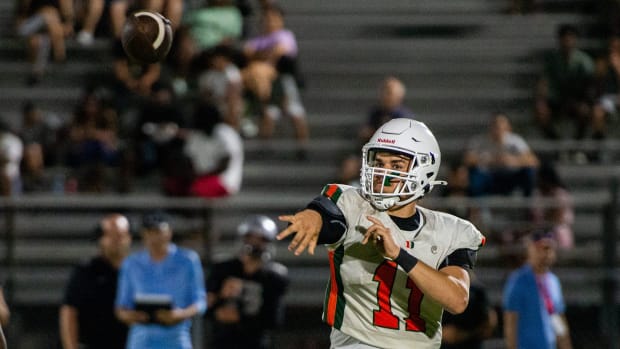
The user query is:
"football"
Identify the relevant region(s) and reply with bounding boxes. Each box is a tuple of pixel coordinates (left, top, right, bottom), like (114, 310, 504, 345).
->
(121, 11, 173, 64)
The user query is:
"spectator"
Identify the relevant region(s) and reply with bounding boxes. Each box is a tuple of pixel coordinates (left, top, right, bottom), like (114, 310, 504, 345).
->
(358, 76, 414, 143)
(591, 34, 620, 141)
(534, 24, 596, 140)
(115, 211, 206, 349)
(111, 39, 162, 112)
(183, 101, 244, 198)
(243, 4, 309, 158)
(0, 121, 24, 196)
(463, 112, 539, 197)
(19, 101, 60, 167)
(59, 214, 132, 349)
(335, 154, 361, 187)
(135, 0, 184, 30)
(183, 0, 243, 52)
(15, 0, 73, 84)
(503, 230, 573, 349)
(441, 275, 497, 349)
(164, 25, 198, 97)
(19, 101, 63, 192)
(197, 45, 244, 129)
(65, 87, 121, 192)
(132, 80, 186, 177)
(73, 0, 104, 46)
(531, 162, 574, 250)
(206, 215, 289, 349)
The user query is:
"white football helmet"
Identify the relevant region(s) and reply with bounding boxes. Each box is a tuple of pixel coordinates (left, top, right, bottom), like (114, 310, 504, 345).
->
(361, 118, 446, 210)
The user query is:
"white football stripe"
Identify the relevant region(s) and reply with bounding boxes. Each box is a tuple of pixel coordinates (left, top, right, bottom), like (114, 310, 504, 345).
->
(134, 11, 166, 50)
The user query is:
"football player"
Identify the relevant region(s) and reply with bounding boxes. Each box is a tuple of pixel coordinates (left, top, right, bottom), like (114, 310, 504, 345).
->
(206, 215, 289, 349)
(277, 118, 485, 348)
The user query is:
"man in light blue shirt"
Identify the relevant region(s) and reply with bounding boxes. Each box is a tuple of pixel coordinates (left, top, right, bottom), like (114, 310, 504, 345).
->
(115, 211, 206, 349)
(503, 231, 572, 349)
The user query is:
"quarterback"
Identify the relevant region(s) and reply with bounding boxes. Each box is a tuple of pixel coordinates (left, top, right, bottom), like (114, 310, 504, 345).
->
(277, 118, 485, 348)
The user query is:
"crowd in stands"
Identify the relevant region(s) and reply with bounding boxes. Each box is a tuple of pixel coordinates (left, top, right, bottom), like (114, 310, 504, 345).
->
(4, 0, 309, 197)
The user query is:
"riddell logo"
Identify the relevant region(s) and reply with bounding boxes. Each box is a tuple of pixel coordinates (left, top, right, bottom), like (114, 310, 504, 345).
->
(377, 138, 396, 144)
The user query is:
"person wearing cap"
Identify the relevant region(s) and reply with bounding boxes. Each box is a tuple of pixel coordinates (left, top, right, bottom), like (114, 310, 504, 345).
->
(60, 213, 132, 349)
(206, 215, 289, 349)
(115, 211, 206, 349)
(503, 231, 573, 349)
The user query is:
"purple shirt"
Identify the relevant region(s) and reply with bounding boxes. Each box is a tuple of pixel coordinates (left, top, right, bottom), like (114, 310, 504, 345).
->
(245, 29, 298, 57)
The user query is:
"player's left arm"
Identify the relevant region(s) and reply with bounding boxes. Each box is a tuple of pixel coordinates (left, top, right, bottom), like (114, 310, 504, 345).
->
(364, 216, 473, 314)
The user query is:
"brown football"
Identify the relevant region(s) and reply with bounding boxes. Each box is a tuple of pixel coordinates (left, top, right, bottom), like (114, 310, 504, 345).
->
(121, 11, 173, 64)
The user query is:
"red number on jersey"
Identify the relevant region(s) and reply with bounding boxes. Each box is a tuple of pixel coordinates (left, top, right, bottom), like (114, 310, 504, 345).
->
(372, 260, 425, 331)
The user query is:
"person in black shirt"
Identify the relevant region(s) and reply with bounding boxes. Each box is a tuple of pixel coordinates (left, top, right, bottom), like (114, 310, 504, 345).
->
(441, 277, 497, 349)
(206, 215, 289, 349)
(59, 213, 132, 349)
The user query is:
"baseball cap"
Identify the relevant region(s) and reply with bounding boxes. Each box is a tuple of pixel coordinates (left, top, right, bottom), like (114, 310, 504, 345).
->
(142, 211, 171, 231)
(530, 230, 556, 246)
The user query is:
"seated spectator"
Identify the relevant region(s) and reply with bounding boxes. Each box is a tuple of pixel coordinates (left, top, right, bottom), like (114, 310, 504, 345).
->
(65, 88, 121, 192)
(132, 80, 187, 179)
(534, 24, 596, 140)
(181, 101, 244, 198)
(531, 162, 574, 250)
(73, 0, 103, 46)
(0, 121, 24, 196)
(15, 0, 74, 84)
(19, 101, 61, 167)
(164, 25, 198, 97)
(591, 34, 620, 141)
(198, 45, 244, 129)
(134, 0, 184, 30)
(242, 4, 309, 158)
(358, 76, 414, 144)
(111, 39, 162, 112)
(463, 112, 539, 197)
(183, 0, 243, 52)
(335, 154, 361, 187)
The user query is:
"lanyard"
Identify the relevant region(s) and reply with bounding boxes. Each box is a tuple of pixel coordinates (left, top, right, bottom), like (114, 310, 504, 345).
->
(536, 274, 555, 314)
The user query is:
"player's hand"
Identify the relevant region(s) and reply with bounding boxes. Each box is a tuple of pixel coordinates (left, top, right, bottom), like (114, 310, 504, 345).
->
(277, 209, 322, 255)
(361, 216, 400, 260)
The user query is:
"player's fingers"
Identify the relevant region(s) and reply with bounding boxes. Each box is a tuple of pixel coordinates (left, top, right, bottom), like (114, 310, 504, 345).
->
(276, 216, 297, 240)
(294, 230, 316, 256)
(308, 236, 318, 255)
(366, 215, 384, 226)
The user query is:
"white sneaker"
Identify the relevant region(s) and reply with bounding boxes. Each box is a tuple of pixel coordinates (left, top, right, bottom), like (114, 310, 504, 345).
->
(76, 31, 94, 46)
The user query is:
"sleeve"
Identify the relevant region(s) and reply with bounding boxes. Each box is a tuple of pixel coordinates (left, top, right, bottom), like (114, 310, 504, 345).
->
(115, 260, 134, 309)
(261, 266, 290, 329)
(188, 252, 207, 314)
(62, 266, 83, 307)
(502, 273, 522, 312)
(306, 184, 349, 245)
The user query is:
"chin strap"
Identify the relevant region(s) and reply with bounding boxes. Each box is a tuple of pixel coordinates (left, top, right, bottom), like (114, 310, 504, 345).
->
(431, 180, 448, 186)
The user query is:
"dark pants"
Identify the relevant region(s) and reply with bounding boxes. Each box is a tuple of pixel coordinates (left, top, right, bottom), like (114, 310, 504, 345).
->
(468, 166, 536, 197)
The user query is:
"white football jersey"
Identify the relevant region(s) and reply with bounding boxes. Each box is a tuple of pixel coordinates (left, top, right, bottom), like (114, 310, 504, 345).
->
(319, 184, 485, 349)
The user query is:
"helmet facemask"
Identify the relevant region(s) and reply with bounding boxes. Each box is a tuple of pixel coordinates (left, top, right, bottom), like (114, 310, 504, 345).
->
(361, 147, 439, 211)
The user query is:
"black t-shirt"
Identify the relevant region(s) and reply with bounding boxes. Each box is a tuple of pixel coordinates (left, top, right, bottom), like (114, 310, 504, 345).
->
(62, 256, 127, 349)
(441, 283, 490, 349)
(206, 258, 289, 349)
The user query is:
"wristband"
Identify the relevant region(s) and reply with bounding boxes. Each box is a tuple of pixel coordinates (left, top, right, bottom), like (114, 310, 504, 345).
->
(394, 248, 418, 273)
